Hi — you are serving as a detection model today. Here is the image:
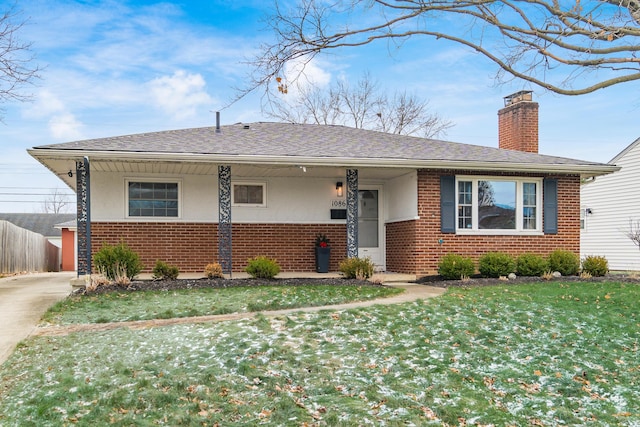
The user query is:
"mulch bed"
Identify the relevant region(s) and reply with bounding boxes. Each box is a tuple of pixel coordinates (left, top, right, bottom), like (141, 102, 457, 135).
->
(417, 273, 640, 288)
(78, 277, 375, 295)
(77, 273, 640, 295)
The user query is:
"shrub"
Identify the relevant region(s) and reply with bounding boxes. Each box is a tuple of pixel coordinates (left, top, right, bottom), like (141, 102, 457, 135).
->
(204, 262, 224, 279)
(245, 256, 281, 279)
(516, 253, 549, 277)
(339, 257, 375, 280)
(541, 270, 554, 280)
(113, 264, 132, 287)
(547, 249, 580, 276)
(87, 268, 111, 292)
(478, 252, 516, 278)
(152, 260, 179, 280)
(438, 253, 475, 280)
(93, 241, 143, 280)
(582, 255, 608, 277)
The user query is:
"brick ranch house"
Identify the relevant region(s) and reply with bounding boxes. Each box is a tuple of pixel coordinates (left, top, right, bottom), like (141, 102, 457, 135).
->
(28, 92, 617, 278)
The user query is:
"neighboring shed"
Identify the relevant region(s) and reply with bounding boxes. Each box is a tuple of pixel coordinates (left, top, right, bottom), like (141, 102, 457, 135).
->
(55, 219, 77, 272)
(581, 137, 640, 270)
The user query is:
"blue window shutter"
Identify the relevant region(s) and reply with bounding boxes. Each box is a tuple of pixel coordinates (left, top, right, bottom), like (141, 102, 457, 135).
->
(543, 178, 558, 234)
(441, 176, 456, 233)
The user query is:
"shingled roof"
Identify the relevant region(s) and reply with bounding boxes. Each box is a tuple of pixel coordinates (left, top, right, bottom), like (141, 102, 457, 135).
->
(29, 122, 618, 179)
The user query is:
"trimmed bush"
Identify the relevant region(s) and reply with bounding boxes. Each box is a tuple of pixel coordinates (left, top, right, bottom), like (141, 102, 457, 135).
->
(204, 263, 224, 279)
(93, 241, 143, 280)
(478, 252, 516, 278)
(548, 249, 580, 276)
(245, 256, 281, 279)
(438, 253, 475, 280)
(152, 260, 179, 280)
(516, 253, 549, 277)
(582, 255, 608, 277)
(339, 257, 375, 280)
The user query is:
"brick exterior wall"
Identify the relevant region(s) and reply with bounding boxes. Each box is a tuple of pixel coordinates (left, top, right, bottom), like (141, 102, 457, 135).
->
(232, 224, 347, 272)
(391, 169, 581, 277)
(498, 101, 539, 153)
(90, 222, 347, 274)
(91, 169, 580, 278)
(385, 220, 417, 274)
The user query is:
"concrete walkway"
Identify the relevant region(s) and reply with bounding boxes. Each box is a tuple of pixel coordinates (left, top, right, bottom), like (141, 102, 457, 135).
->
(33, 282, 446, 338)
(1, 272, 445, 365)
(0, 272, 74, 365)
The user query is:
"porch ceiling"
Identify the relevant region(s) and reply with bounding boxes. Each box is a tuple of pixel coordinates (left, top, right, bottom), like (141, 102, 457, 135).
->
(34, 156, 415, 191)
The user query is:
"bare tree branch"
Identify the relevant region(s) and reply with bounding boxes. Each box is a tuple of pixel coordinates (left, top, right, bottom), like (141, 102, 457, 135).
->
(0, 4, 40, 119)
(42, 189, 72, 214)
(375, 91, 453, 138)
(245, 0, 640, 99)
(266, 73, 453, 138)
(626, 218, 640, 251)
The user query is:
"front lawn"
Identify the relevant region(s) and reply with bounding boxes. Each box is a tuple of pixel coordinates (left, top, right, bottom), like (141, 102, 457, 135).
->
(42, 284, 403, 325)
(1, 281, 638, 426)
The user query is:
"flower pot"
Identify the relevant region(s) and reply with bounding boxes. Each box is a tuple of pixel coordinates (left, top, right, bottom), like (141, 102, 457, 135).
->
(315, 247, 331, 273)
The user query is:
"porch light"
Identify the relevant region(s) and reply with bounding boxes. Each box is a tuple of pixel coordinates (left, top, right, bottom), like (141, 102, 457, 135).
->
(336, 181, 343, 197)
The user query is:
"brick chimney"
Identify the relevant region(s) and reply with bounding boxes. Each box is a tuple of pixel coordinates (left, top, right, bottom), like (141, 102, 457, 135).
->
(498, 90, 538, 153)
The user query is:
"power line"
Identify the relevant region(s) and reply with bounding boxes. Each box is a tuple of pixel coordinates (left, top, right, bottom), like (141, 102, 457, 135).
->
(0, 186, 74, 190)
(0, 200, 72, 204)
(0, 172, 54, 175)
(0, 193, 75, 196)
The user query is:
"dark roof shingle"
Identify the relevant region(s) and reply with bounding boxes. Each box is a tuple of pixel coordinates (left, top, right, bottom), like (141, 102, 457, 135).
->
(33, 122, 604, 168)
(0, 213, 76, 237)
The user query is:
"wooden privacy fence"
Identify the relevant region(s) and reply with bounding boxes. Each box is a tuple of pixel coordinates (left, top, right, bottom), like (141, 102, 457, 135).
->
(0, 220, 61, 273)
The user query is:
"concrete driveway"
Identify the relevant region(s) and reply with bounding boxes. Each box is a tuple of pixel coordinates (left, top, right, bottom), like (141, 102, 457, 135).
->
(0, 272, 74, 365)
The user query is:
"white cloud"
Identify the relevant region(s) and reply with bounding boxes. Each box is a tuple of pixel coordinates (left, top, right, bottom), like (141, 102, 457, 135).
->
(23, 90, 85, 141)
(49, 112, 84, 140)
(282, 56, 333, 95)
(24, 90, 66, 118)
(148, 70, 213, 120)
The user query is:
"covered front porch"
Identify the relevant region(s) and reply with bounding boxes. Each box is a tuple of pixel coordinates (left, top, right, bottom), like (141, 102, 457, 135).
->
(36, 156, 418, 277)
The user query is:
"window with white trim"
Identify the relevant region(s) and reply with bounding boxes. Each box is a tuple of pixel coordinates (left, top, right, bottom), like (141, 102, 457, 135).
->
(580, 207, 587, 230)
(232, 182, 266, 207)
(456, 177, 542, 232)
(128, 181, 179, 217)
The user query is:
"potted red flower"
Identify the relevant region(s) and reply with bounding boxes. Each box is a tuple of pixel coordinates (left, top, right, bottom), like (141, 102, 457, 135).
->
(315, 233, 331, 273)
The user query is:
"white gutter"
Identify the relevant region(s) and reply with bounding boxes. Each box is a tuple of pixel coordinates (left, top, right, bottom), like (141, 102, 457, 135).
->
(28, 148, 620, 178)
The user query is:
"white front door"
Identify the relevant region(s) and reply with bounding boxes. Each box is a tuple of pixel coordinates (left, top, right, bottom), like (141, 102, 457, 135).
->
(358, 188, 384, 270)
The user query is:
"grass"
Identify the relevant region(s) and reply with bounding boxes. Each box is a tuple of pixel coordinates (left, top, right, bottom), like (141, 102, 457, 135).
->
(0, 281, 639, 426)
(42, 284, 403, 325)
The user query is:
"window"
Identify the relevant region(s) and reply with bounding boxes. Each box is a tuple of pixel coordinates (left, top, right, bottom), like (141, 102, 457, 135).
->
(455, 177, 541, 233)
(458, 181, 472, 229)
(580, 207, 588, 230)
(232, 183, 266, 206)
(128, 181, 179, 217)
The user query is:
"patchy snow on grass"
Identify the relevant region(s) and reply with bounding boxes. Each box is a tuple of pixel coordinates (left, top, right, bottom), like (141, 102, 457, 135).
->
(1, 282, 639, 426)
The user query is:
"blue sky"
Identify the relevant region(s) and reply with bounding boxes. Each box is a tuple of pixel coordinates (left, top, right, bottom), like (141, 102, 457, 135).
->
(0, 0, 638, 213)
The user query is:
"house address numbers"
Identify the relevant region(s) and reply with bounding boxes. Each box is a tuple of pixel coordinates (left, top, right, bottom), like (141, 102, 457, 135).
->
(331, 199, 347, 208)
(330, 199, 348, 220)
